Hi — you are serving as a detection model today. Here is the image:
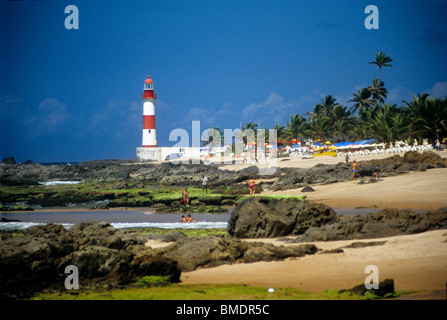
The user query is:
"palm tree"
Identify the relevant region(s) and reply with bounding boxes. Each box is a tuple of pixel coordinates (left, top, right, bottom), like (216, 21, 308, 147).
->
(201, 126, 223, 147)
(370, 104, 406, 142)
(369, 51, 393, 81)
(348, 88, 376, 114)
(305, 95, 338, 121)
(408, 97, 447, 143)
(285, 114, 309, 142)
(316, 95, 338, 114)
(328, 104, 352, 142)
(308, 117, 330, 141)
(304, 104, 325, 122)
(236, 122, 258, 146)
(240, 122, 258, 131)
(273, 124, 287, 143)
(368, 78, 388, 106)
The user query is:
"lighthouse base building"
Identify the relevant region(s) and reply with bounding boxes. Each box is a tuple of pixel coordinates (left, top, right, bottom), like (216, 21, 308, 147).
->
(136, 146, 201, 162)
(136, 147, 163, 161)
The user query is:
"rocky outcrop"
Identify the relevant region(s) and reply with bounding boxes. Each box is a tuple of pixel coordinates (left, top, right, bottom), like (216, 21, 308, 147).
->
(0, 221, 320, 299)
(227, 197, 338, 238)
(0, 160, 270, 187)
(157, 236, 318, 272)
(0, 223, 180, 299)
(227, 196, 447, 240)
(340, 279, 395, 297)
(291, 207, 447, 242)
(1, 151, 445, 191)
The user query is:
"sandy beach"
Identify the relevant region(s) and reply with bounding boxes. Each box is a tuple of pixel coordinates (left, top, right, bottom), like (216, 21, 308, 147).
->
(179, 152, 447, 298)
(222, 152, 447, 210)
(265, 168, 447, 210)
(181, 230, 447, 296)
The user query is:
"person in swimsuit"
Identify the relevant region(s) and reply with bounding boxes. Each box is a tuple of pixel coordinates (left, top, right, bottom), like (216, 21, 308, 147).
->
(248, 178, 255, 195)
(182, 188, 190, 205)
(351, 160, 358, 181)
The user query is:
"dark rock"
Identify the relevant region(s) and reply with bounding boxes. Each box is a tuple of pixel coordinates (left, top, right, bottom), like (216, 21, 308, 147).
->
(301, 186, 315, 192)
(227, 197, 338, 238)
(320, 248, 344, 254)
(340, 278, 395, 297)
(157, 235, 318, 272)
(342, 241, 386, 248)
(0, 222, 180, 299)
(294, 207, 447, 242)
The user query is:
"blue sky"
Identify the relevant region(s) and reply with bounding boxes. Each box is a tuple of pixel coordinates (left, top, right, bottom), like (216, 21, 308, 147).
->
(1, 0, 447, 163)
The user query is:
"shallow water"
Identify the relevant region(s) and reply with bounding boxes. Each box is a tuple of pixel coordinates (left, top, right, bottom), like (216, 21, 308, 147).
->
(1, 207, 409, 231)
(0, 209, 230, 231)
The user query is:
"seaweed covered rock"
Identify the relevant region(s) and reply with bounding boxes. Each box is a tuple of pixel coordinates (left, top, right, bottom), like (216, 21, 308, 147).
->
(0, 222, 180, 299)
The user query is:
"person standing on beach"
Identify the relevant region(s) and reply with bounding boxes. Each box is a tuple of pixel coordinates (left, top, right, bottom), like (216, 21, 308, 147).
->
(351, 160, 358, 181)
(182, 188, 190, 205)
(248, 177, 255, 195)
(201, 175, 208, 194)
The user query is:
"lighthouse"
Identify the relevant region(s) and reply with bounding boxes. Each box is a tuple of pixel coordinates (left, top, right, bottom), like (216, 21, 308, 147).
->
(136, 74, 201, 162)
(142, 75, 157, 147)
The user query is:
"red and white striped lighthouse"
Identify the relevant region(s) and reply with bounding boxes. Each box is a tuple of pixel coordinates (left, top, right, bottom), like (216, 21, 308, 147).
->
(141, 75, 157, 147)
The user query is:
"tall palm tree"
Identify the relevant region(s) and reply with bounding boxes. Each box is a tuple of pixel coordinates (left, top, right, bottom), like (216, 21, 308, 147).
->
(305, 95, 338, 121)
(316, 95, 338, 114)
(285, 114, 309, 142)
(308, 117, 330, 141)
(369, 51, 393, 81)
(201, 126, 223, 147)
(273, 124, 287, 143)
(348, 88, 376, 114)
(304, 104, 325, 121)
(328, 104, 352, 142)
(408, 97, 447, 143)
(370, 104, 406, 142)
(368, 78, 388, 106)
(240, 122, 258, 131)
(237, 122, 258, 146)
